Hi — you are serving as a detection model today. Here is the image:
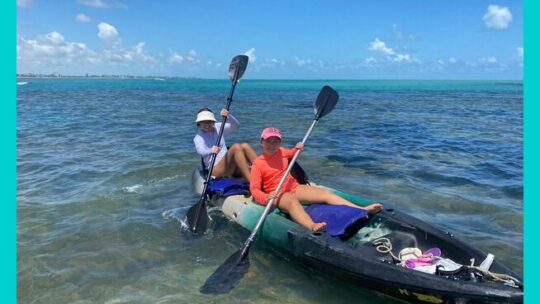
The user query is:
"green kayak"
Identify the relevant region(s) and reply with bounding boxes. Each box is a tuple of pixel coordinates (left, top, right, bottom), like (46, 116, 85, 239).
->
(192, 168, 523, 304)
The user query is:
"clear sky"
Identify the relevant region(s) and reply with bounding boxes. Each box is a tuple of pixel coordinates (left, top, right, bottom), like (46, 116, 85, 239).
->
(17, 0, 523, 79)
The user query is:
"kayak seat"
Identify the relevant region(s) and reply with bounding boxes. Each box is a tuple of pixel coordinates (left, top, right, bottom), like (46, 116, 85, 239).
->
(207, 178, 250, 199)
(306, 204, 370, 241)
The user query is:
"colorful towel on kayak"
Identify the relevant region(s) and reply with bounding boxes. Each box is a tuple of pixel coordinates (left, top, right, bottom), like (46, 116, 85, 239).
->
(305, 204, 369, 240)
(207, 178, 249, 198)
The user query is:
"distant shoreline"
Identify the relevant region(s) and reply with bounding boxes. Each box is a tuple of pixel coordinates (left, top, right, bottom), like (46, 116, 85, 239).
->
(15, 75, 523, 82)
(16, 74, 201, 80)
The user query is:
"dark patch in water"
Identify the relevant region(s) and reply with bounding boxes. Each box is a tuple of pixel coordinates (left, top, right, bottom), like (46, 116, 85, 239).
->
(412, 170, 478, 187)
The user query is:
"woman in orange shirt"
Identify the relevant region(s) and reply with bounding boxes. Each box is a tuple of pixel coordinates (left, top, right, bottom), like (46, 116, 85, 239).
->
(250, 127, 382, 232)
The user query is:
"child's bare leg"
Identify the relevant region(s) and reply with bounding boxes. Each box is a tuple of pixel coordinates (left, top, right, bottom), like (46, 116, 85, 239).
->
(294, 185, 382, 214)
(276, 192, 326, 232)
(228, 144, 251, 180)
(217, 148, 239, 178)
(239, 143, 257, 163)
(211, 159, 227, 177)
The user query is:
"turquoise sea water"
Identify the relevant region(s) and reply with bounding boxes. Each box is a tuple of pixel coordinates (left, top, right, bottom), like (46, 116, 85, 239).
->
(17, 78, 523, 303)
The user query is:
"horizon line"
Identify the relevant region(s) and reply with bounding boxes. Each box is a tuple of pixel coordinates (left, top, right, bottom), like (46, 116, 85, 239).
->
(16, 74, 523, 82)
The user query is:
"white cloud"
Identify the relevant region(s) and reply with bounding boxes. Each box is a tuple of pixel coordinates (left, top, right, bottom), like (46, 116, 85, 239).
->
(168, 52, 184, 64)
(437, 59, 445, 65)
(78, 0, 107, 8)
(393, 53, 411, 62)
(392, 24, 416, 41)
(97, 22, 120, 47)
(364, 57, 376, 64)
(99, 40, 156, 66)
(185, 49, 198, 62)
(78, 0, 127, 9)
(204, 61, 223, 69)
(17, 32, 98, 66)
(295, 57, 312, 66)
(45, 32, 65, 45)
(516, 47, 523, 67)
(478, 58, 508, 73)
(76, 13, 92, 23)
(17, 0, 33, 8)
(244, 48, 256, 63)
(18, 29, 158, 73)
(369, 38, 394, 55)
(101, 43, 156, 65)
(483, 5, 512, 30)
(167, 49, 201, 65)
(448, 57, 457, 64)
(368, 38, 412, 63)
(480, 56, 498, 64)
(260, 58, 284, 68)
(129, 42, 156, 64)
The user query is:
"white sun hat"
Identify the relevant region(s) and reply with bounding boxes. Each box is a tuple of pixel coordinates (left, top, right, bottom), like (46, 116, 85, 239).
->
(196, 110, 217, 123)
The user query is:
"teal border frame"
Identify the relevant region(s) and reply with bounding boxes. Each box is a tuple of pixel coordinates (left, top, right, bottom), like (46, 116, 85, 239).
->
(524, 1, 537, 303)
(2, 0, 15, 303)
(7, 1, 532, 303)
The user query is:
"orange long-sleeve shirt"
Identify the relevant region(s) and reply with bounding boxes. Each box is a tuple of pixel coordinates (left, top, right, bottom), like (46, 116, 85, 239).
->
(250, 147, 299, 205)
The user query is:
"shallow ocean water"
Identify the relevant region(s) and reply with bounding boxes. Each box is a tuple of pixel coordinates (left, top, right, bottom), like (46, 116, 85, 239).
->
(17, 78, 522, 303)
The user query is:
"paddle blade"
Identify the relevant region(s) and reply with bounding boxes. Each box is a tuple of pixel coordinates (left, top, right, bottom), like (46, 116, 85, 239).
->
(314, 85, 338, 120)
(186, 199, 209, 234)
(228, 55, 249, 83)
(200, 249, 250, 295)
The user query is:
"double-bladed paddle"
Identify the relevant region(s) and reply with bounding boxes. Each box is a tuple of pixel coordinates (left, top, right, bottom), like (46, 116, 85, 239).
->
(200, 85, 339, 294)
(186, 55, 249, 235)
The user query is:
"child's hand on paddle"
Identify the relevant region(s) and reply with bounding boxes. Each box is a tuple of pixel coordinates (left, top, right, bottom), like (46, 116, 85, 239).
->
(267, 192, 279, 206)
(295, 142, 304, 151)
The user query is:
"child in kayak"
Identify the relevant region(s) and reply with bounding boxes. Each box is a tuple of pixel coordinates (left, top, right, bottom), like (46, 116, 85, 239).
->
(250, 127, 382, 233)
(194, 108, 257, 181)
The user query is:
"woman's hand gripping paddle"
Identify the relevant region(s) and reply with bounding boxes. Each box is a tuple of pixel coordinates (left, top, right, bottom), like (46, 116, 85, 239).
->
(186, 55, 249, 235)
(199, 85, 339, 294)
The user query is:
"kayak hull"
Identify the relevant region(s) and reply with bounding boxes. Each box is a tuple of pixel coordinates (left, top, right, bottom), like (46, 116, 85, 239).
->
(192, 169, 523, 303)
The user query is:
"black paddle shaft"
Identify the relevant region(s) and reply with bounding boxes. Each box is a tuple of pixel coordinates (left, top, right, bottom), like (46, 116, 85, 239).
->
(187, 55, 249, 233)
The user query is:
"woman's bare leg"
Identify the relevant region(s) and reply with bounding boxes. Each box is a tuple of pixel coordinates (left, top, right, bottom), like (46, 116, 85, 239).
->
(275, 192, 327, 232)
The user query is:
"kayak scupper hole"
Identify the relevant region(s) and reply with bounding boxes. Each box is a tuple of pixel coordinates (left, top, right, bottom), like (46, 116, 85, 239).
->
(233, 212, 238, 218)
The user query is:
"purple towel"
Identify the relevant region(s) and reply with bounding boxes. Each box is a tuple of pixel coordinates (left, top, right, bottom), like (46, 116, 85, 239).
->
(305, 204, 369, 240)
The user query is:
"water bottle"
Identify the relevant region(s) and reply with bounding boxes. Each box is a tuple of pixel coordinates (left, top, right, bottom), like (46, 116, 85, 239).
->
(479, 253, 495, 271)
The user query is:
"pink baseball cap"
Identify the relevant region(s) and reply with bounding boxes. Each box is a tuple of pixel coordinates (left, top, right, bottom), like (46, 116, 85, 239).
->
(260, 127, 282, 140)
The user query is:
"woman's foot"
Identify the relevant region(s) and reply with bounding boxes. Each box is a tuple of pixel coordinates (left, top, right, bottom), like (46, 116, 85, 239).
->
(310, 222, 327, 233)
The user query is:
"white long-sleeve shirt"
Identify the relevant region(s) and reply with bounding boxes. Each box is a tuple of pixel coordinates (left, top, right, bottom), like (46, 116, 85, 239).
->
(193, 114, 239, 169)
